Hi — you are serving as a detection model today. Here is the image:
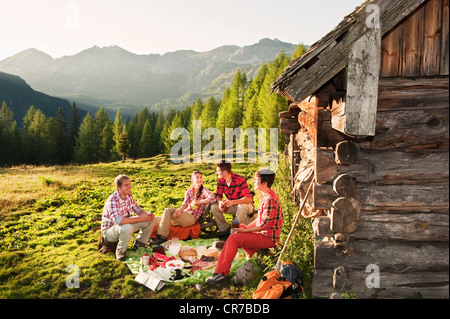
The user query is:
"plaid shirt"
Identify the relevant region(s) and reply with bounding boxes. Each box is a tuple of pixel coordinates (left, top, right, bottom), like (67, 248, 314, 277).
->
(256, 189, 283, 244)
(215, 173, 253, 201)
(182, 187, 216, 221)
(101, 191, 142, 232)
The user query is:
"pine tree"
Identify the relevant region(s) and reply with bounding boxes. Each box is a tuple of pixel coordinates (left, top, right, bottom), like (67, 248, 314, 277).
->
(68, 102, 79, 160)
(215, 87, 233, 137)
(243, 63, 269, 130)
(117, 125, 131, 161)
(160, 108, 177, 152)
(0, 101, 20, 164)
(74, 113, 100, 163)
(53, 107, 69, 164)
(111, 109, 123, 160)
(100, 121, 114, 162)
(201, 96, 220, 131)
(163, 113, 182, 153)
(257, 51, 291, 151)
(292, 44, 308, 60)
(22, 107, 49, 164)
(153, 111, 165, 155)
(139, 119, 152, 157)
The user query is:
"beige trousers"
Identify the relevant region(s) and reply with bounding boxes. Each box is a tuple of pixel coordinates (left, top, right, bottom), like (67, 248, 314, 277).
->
(156, 207, 197, 238)
(210, 202, 256, 231)
(102, 219, 155, 253)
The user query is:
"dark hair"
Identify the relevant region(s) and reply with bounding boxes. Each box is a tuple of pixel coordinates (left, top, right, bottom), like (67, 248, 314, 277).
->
(215, 160, 232, 173)
(191, 171, 204, 199)
(255, 168, 276, 188)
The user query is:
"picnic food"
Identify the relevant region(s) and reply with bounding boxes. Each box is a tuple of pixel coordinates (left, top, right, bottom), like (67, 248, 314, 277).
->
(165, 260, 184, 272)
(179, 246, 197, 258)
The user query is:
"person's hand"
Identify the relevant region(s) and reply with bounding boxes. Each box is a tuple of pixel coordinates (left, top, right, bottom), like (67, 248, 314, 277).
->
(173, 209, 182, 218)
(223, 199, 235, 207)
(219, 200, 229, 212)
(142, 212, 154, 222)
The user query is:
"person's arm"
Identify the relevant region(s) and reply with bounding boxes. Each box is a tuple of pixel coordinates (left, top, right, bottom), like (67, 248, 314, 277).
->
(223, 196, 252, 206)
(223, 176, 253, 207)
(119, 213, 154, 225)
(118, 195, 154, 225)
(234, 224, 262, 233)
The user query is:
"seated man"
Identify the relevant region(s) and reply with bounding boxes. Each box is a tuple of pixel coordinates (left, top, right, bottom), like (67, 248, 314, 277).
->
(206, 168, 283, 284)
(211, 161, 255, 238)
(152, 170, 216, 244)
(101, 175, 155, 261)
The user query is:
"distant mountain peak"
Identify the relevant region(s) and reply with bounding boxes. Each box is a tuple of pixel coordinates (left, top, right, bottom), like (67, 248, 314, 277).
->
(0, 38, 298, 114)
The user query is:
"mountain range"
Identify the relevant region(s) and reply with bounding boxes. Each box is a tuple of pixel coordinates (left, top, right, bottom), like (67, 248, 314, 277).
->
(0, 71, 87, 126)
(0, 38, 297, 117)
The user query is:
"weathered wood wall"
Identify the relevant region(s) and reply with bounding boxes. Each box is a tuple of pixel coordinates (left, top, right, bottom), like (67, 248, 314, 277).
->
(380, 0, 449, 77)
(278, 0, 449, 298)
(287, 75, 449, 298)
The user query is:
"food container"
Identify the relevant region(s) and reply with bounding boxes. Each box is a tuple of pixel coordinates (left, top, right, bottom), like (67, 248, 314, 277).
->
(165, 260, 185, 272)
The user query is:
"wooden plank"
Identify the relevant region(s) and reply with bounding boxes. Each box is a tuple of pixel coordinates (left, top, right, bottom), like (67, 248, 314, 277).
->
(380, 22, 403, 77)
(314, 148, 449, 184)
(312, 216, 333, 237)
(422, 0, 442, 76)
(273, 0, 427, 102)
(354, 211, 449, 241)
(402, 3, 424, 76)
(343, 26, 381, 137)
(279, 117, 300, 134)
(376, 76, 449, 111)
(314, 182, 449, 212)
(367, 108, 449, 150)
(312, 240, 449, 298)
(441, 0, 450, 75)
(314, 240, 449, 271)
(357, 183, 449, 212)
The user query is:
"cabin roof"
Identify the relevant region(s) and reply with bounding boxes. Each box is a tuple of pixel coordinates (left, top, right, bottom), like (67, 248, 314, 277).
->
(271, 0, 427, 103)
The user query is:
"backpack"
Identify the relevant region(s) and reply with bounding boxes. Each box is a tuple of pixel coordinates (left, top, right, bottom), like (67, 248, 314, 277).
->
(252, 260, 304, 299)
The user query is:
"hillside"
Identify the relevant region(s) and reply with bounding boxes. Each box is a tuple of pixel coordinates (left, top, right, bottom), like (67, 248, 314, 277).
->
(0, 71, 87, 125)
(0, 154, 313, 299)
(0, 39, 297, 116)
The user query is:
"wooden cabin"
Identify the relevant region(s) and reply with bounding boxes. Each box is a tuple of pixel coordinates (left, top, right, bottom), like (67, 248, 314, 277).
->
(272, 0, 449, 298)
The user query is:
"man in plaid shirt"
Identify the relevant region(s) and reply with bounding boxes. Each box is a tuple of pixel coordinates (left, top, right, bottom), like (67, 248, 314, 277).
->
(211, 161, 256, 237)
(101, 175, 155, 261)
(206, 168, 283, 284)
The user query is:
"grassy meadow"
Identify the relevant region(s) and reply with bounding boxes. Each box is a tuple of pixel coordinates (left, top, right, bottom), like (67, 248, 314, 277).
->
(0, 153, 314, 299)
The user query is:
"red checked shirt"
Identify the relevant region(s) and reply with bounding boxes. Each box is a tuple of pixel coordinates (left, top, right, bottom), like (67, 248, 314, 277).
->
(215, 173, 253, 201)
(101, 191, 142, 233)
(254, 189, 283, 244)
(182, 187, 216, 221)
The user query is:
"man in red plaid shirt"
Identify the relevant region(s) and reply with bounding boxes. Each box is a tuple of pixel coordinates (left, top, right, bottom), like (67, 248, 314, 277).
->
(211, 161, 256, 237)
(101, 175, 155, 261)
(206, 168, 283, 284)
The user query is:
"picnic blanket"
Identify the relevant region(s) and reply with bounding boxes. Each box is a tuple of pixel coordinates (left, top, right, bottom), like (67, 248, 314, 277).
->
(125, 238, 247, 288)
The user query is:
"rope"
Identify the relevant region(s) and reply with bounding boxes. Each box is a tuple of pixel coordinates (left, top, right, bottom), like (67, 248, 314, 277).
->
(276, 172, 315, 269)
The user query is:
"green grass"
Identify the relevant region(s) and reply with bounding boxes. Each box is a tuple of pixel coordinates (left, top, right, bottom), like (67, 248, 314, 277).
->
(0, 154, 313, 299)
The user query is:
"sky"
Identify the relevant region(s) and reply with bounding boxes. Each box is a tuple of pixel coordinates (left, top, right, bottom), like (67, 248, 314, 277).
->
(0, 0, 363, 61)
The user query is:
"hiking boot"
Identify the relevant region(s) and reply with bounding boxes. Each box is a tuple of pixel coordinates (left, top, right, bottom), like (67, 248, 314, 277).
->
(205, 273, 228, 285)
(115, 249, 127, 261)
(132, 240, 147, 251)
(151, 234, 167, 245)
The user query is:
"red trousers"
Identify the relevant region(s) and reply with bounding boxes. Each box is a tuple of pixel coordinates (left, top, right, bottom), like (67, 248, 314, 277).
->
(214, 232, 274, 276)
